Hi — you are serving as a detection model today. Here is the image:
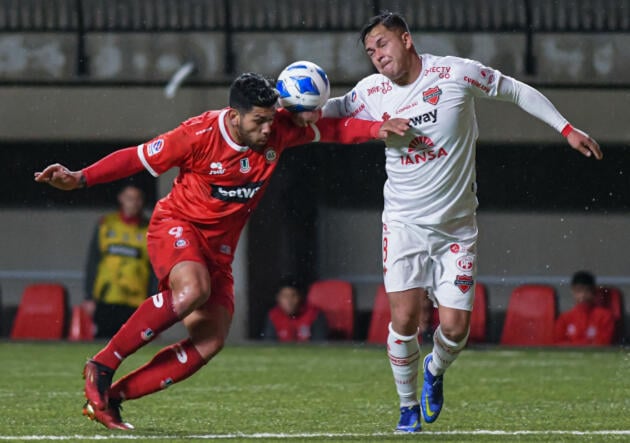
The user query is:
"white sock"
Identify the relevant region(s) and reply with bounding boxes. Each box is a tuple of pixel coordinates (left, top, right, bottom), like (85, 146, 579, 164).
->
(387, 322, 420, 406)
(428, 325, 468, 376)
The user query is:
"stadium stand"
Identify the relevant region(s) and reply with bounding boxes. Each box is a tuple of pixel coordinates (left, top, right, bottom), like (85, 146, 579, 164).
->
(306, 279, 354, 340)
(500, 284, 557, 346)
(68, 304, 94, 341)
(595, 286, 624, 342)
(10, 283, 68, 340)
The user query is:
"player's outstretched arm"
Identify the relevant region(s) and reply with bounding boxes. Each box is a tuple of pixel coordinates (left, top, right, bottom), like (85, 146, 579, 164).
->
(34, 146, 144, 190)
(316, 116, 409, 144)
(564, 126, 603, 160)
(34, 163, 83, 190)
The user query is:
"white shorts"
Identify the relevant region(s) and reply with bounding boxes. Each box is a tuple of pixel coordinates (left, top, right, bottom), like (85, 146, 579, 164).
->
(382, 214, 478, 311)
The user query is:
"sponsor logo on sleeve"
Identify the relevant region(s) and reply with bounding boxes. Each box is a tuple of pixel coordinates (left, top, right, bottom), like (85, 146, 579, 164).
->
(351, 90, 357, 102)
(454, 275, 474, 293)
(422, 86, 442, 105)
(147, 139, 164, 156)
(463, 76, 490, 93)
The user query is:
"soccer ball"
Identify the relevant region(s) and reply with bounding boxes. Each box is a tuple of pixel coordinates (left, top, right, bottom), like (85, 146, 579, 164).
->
(276, 61, 330, 112)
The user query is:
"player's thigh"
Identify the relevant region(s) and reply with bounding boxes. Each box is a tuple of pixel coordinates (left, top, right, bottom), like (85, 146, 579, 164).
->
(147, 218, 209, 285)
(382, 220, 431, 294)
(183, 303, 232, 361)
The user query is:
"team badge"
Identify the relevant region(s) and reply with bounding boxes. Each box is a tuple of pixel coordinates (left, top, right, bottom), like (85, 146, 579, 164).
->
(240, 158, 251, 173)
(174, 238, 189, 249)
(454, 275, 474, 293)
(422, 86, 442, 105)
(147, 139, 164, 156)
(264, 148, 277, 163)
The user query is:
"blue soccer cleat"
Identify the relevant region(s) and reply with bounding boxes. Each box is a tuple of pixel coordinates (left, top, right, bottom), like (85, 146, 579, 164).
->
(395, 404, 421, 432)
(421, 354, 444, 423)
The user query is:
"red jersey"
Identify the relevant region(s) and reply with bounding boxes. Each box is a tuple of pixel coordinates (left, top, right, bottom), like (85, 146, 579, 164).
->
(553, 302, 615, 346)
(136, 108, 379, 253)
(267, 303, 327, 342)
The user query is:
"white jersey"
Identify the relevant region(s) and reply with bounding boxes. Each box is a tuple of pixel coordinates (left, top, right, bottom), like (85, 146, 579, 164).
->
(323, 53, 569, 225)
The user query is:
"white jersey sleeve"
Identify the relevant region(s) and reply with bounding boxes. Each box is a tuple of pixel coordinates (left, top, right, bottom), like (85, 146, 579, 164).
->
(322, 76, 380, 120)
(494, 76, 569, 133)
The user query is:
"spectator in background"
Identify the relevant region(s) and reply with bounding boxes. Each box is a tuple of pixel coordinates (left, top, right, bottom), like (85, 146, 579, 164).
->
(83, 183, 156, 338)
(263, 278, 328, 342)
(554, 271, 615, 346)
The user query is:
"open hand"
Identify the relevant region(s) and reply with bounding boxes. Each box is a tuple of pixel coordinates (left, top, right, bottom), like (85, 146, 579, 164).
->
(34, 163, 83, 190)
(377, 118, 410, 139)
(566, 128, 603, 160)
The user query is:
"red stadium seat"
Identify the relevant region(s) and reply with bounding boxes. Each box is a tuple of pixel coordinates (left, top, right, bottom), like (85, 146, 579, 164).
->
(307, 279, 354, 339)
(68, 305, 95, 341)
(500, 285, 557, 346)
(11, 283, 68, 340)
(469, 283, 488, 343)
(367, 284, 389, 344)
(595, 286, 624, 342)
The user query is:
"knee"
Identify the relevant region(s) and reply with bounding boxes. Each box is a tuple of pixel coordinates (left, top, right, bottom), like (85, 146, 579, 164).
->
(390, 307, 419, 335)
(192, 336, 225, 361)
(439, 323, 469, 343)
(172, 279, 211, 316)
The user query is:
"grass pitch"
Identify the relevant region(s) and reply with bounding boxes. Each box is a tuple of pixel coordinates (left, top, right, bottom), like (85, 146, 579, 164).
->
(0, 342, 628, 442)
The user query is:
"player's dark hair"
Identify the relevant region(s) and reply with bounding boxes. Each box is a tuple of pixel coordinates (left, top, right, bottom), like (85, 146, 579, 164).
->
(571, 270, 596, 287)
(276, 275, 305, 296)
(229, 72, 279, 113)
(360, 11, 410, 45)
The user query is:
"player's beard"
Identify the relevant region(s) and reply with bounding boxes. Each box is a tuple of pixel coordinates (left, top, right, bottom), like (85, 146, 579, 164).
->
(238, 124, 268, 151)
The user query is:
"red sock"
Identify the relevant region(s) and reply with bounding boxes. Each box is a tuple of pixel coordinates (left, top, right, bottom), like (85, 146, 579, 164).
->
(93, 290, 179, 370)
(109, 339, 206, 401)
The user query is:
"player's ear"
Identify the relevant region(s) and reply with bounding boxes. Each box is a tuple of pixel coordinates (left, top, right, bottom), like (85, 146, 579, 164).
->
(401, 31, 413, 50)
(227, 108, 241, 126)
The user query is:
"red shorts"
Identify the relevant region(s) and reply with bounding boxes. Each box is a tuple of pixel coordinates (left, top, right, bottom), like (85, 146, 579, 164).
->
(147, 217, 236, 315)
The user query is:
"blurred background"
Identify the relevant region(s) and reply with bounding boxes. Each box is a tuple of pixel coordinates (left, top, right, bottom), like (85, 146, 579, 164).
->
(0, 0, 628, 344)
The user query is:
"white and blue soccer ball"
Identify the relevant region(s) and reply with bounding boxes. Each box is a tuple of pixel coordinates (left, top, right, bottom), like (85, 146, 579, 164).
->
(276, 61, 330, 112)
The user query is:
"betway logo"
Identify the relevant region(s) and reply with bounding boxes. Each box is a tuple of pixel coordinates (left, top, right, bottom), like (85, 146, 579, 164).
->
(211, 181, 264, 203)
(409, 109, 437, 126)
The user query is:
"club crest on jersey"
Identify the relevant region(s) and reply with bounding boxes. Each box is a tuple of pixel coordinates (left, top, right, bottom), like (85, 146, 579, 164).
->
(264, 148, 277, 163)
(422, 86, 442, 105)
(174, 238, 189, 249)
(454, 275, 474, 293)
(240, 158, 251, 173)
(147, 139, 164, 156)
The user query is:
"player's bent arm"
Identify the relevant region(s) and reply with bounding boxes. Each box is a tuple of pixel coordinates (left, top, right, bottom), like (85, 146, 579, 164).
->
(495, 76, 602, 159)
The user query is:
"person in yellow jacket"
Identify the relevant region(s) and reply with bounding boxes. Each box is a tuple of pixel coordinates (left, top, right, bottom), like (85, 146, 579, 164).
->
(83, 183, 157, 338)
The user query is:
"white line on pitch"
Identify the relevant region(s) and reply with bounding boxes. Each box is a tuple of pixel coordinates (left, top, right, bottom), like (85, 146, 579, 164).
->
(1, 430, 630, 440)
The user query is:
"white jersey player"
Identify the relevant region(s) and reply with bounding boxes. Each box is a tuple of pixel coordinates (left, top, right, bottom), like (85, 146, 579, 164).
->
(322, 12, 602, 433)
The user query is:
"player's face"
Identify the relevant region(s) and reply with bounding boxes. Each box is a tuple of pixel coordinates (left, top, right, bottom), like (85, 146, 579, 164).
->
(364, 24, 415, 83)
(277, 286, 301, 316)
(235, 106, 276, 150)
(118, 186, 144, 218)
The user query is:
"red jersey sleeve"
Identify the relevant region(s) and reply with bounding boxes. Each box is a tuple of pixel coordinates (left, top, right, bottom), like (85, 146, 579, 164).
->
(273, 109, 381, 149)
(137, 124, 196, 177)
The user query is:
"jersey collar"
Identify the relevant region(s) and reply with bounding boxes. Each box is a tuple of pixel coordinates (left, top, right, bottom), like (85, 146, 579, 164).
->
(219, 109, 249, 153)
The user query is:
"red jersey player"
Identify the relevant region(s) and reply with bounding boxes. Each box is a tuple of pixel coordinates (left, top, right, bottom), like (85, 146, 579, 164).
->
(34, 72, 410, 430)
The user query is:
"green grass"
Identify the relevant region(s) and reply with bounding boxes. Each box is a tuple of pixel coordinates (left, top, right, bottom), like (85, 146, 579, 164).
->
(0, 342, 628, 442)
